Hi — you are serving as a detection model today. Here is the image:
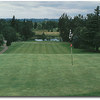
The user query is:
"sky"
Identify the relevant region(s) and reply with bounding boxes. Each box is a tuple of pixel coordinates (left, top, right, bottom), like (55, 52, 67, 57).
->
(0, 1, 99, 19)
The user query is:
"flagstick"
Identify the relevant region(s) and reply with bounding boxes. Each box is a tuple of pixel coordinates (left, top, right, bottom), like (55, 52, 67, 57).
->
(71, 46, 73, 65)
(69, 29, 73, 65)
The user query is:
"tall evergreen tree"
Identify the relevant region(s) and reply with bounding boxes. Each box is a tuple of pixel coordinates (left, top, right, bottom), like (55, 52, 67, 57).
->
(21, 20, 33, 40)
(11, 15, 16, 29)
(3, 26, 17, 46)
(86, 6, 100, 51)
(34, 22, 37, 29)
(94, 6, 100, 51)
(0, 34, 3, 46)
(58, 13, 70, 41)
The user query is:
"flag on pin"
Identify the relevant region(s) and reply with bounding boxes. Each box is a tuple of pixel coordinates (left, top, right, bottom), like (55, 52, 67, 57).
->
(70, 44, 72, 47)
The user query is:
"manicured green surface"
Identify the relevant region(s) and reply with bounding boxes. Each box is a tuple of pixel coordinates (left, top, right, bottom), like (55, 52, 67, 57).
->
(1, 42, 100, 96)
(0, 54, 100, 96)
(4, 42, 94, 54)
(5, 42, 69, 54)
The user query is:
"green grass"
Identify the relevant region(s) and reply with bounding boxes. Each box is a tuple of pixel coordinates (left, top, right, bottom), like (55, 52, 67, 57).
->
(1, 42, 100, 96)
(4, 42, 96, 54)
(5, 42, 70, 54)
(33, 29, 59, 36)
(0, 54, 100, 96)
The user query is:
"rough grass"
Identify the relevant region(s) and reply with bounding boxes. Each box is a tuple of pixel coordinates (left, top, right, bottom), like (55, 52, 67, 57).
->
(1, 42, 100, 96)
(35, 32, 59, 37)
(33, 29, 59, 36)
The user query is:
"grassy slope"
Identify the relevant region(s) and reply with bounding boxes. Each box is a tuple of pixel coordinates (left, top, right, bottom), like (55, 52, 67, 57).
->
(0, 42, 100, 96)
(4, 42, 94, 54)
(0, 54, 100, 96)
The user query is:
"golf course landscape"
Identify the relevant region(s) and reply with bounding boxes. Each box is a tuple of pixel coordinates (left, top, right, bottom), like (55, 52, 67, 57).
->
(0, 1, 100, 97)
(0, 41, 100, 96)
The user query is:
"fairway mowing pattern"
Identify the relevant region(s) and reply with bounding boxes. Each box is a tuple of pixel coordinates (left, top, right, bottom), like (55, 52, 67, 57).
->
(0, 54, 100, 96)
(5, 42, 70, 54)
(2, 42, 100, 96)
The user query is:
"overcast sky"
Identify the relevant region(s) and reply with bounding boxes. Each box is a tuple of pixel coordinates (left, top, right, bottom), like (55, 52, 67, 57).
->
(0, 1, 99, 19)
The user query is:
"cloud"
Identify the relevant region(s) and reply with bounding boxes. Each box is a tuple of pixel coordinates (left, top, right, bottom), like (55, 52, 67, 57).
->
(0, 1, 99, 18)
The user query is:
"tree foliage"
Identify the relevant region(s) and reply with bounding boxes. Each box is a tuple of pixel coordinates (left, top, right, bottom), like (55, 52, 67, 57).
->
(58, 6, 100, 52)
(0, 34, 3, 46)
(20, 20, 33, 40)
(41, 21, 58, 32)
(0, 16, 34, 46)
(58, 13, 71, 41)
(34, 22, 37, 29)
(3, 26, 17, 46)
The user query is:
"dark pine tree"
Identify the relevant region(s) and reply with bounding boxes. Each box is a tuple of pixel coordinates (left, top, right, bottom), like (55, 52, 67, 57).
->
(58, 13, 70, 42)
(11, 15, 16, 29)
(34, 22, 37, 29)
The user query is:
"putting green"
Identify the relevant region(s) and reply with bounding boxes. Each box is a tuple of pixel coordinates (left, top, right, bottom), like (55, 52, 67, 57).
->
(0, 42, 100, 96)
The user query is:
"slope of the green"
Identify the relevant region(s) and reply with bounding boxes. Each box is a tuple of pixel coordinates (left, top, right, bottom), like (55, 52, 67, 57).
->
(0, 54, 100, 96)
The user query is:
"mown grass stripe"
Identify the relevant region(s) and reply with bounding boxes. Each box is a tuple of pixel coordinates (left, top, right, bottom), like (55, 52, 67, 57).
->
(4, 42, 100, 54)
(0, 54, 100, 96)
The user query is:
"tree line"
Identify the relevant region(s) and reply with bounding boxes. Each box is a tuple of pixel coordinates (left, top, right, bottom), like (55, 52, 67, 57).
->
(0, 6, 100, 52)
(0, 16, 58, 46)
(33, 21, 58, 32)
(58, 6, 100, 52)
(0, 16, 34, 46)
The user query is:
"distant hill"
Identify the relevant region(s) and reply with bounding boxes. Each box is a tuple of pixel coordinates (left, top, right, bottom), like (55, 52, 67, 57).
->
(3, 18, 58, 22)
